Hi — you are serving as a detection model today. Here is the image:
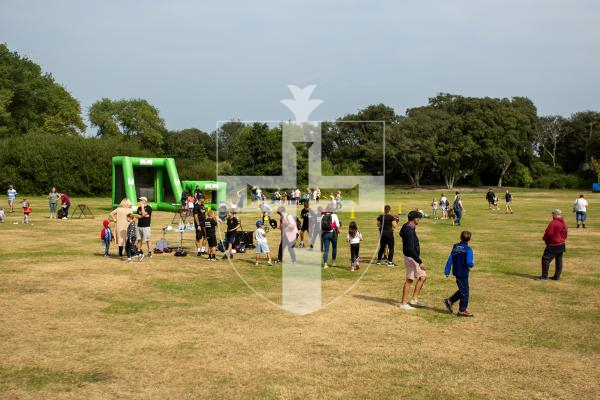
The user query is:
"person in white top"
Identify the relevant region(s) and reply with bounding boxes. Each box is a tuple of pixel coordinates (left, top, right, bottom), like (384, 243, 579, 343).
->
(346, 221, 362, 271)
(573, 194, 589, 228)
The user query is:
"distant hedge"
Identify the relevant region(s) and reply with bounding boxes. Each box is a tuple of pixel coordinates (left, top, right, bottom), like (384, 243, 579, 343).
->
(0, 134, 152, 196)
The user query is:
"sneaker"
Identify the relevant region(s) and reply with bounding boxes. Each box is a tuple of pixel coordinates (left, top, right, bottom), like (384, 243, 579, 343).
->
(255, 261, 259, 267)
(147, 252, 152, 258)
(197, 252, 202, 257)
(323, 263, 329, 269)
(222, 254, 229, 259)
(398, 303, 414, 310)
(387, 261, 396, 267)
(443, 298, 453, 313)
(549, 276, 560, 281)
(332, 261, 337, 267)
(267, 261, 273, 266)
(201, 247, 206, 253)
(535, 276, 548, 281)
(457, 310, 474, 317)
(210, 257, 216, 262)
(138, 253, 145, 262)
(124, 258, 132, 263)
(376, 260, 382, 265)
(409, 299, 425, 308)
(355, 265, 360, 270)
(62, 217, 68, 220)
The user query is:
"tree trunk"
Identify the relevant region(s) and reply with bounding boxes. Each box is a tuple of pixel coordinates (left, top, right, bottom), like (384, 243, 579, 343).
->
(444, 172, 456, 189)
(497, 160, 512, 187)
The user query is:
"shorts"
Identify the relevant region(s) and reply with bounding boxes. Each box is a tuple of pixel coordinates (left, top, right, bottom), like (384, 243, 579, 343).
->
(225, 233, 236, 245)
(255, 241, 270, 254)
(195, 225, 205, 240)
(207, 236, 217, 247)
(576, 211, 586, 222)
(136, 226, 152, 242)
(8, 199, 15, 206)
(404, 256, 426, 280)
(301, 220, 309, 232)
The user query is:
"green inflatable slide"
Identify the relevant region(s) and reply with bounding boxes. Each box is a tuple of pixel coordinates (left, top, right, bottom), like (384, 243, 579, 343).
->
(112, 156, 227, 212)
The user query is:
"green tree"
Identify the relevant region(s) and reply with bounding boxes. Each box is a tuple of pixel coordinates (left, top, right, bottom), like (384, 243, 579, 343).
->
(0, 43, 85, 136)
(88, 98, 166, 149)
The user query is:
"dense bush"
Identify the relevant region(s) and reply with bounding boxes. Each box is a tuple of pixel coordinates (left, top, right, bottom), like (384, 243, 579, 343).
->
(0, 134, 152, 196)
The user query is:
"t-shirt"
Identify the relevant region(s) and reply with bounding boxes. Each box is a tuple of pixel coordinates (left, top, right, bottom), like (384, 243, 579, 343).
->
(204, 218, 217, 237)
(574, 198, 588, 212)
(300, 207, 310, 221)
(7, 189, 17, 201)
(377, 213, 396, 232)
(226, 217, 239, 234)
(49, 192, 59, 203)
(136, 204, 152, 228)
(255, 227, 267, 243)
(347, 231, 362, 244)
(61, 193, 71, 206)
(193, 203, 206, 225)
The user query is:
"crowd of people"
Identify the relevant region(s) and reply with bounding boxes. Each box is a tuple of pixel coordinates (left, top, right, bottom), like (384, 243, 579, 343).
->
(2, 184, 593, 316)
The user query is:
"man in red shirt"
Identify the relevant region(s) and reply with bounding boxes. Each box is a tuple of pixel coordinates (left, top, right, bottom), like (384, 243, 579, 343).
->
(536, 209, 568, 281)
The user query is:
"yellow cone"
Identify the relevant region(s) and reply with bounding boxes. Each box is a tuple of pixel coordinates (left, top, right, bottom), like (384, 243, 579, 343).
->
(350, 206, 355, 219)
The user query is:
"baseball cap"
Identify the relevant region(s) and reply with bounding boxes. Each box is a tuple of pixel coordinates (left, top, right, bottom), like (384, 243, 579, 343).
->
(256, 220, 264, 226)
(138, 196, 148, 201)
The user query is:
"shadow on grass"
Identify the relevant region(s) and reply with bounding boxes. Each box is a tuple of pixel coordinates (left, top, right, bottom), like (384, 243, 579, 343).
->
(352, 295, 454, 316)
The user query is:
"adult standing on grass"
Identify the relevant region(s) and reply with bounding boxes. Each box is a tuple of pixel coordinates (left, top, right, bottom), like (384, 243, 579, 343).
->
(321, 203, 341, 268)
(399, 211, 426, 310)
(486, 188, 495, 210)
(440, 193, 448, 219)
(59, 192, 71, 219)
(193, 198, 207, 256)
(536, 209, 568, 281)
(109, 198, 133, 258)
(277, 206, 298, 264)
(7, 185, 17, 213)
(48, 186, 59, 219)
(453, 191, 464, 226)
(573, 194, 589, 228)
(376, 205, 397, 266)
(136, 196, 153, 258)
(505, 190, 513, 214)
(223, 210, 240, 259)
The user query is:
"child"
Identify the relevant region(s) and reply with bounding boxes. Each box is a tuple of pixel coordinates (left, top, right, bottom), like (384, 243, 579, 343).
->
(204, 210, 218, 262)
(254, 220, 273, 266)
(22, 198, 32, 224)
(347, 221, 362, 271)
(125, 213, 143, 262)
(0, 207, 4, 223)
(100, 219, 114, 257)
(443, 231, 475, 317)
(431, 198, 439, 220)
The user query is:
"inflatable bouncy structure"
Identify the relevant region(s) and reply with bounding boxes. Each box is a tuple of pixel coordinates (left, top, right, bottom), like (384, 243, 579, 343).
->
(111, 156, 227, 212)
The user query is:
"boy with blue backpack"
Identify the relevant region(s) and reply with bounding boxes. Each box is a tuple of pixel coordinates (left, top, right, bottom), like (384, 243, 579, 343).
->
(443, 231, 475, 317)
(100, 219, 114, 257)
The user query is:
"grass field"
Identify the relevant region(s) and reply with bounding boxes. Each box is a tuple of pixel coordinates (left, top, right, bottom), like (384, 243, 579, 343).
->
(0, 187, 598, 399)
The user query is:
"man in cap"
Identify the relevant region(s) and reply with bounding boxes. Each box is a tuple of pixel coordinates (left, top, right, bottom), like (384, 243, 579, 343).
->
(537, 209, 568, 280)
(399, 211, 427, 310)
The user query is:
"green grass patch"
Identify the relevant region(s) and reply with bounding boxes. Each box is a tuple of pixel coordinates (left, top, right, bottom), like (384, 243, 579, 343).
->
(0, 366, 109, 391)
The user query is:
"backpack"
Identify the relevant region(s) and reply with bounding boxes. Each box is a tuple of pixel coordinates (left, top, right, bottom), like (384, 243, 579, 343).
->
(321, 213, 333, 231)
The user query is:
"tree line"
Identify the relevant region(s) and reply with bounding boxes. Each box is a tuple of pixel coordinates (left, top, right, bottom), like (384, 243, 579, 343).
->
(1, 43, 599, 195)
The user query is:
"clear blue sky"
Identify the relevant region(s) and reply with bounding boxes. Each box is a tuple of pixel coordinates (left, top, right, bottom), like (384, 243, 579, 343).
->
(1, 0, 599, 134)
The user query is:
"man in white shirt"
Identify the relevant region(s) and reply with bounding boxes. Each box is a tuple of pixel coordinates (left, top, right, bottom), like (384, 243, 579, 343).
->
(573, 194, 589, 228)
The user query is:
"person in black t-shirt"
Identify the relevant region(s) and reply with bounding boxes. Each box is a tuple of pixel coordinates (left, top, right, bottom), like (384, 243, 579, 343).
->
(194, 186, 204, 201)
(223, 211, 240, 259)
(136, 197, 153, 258)
(376, 205, 397, 266)
(299, 202, 310, 248)
(193, 198, 207, 256)
(204, 210, 218, 261)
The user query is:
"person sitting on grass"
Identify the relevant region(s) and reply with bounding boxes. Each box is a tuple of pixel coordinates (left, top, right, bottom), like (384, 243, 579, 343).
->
(254, 220, 273, 266)
(22, 198, 32, 224)
(125, 213, 143, 263)
(100, 219, 114, 257)
(443, 230, 475, 317)
(204, 210, 218, 262)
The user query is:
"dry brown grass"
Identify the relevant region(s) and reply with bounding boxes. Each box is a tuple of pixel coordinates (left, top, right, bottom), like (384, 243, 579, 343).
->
(0, 188, 599, 399)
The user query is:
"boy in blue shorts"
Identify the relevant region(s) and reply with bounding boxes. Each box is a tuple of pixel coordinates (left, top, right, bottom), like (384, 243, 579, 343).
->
(254, 220, 273, 266)
(443, 231, 475, 317)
